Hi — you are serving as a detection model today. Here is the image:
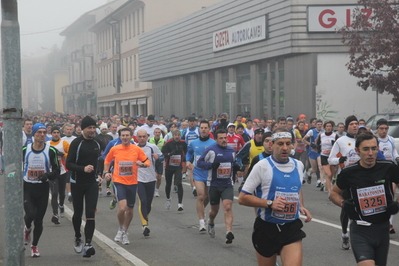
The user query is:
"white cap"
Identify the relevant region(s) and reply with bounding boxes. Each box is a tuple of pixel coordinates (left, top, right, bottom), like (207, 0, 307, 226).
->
(227, 123, 236, 128)
(99, 123, 108, 130)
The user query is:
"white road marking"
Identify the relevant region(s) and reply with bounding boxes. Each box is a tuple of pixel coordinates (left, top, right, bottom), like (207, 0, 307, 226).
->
(64, 206, 149, 266)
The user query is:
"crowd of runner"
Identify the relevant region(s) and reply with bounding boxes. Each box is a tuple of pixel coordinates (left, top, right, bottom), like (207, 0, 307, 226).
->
(0, 110, 398, 266)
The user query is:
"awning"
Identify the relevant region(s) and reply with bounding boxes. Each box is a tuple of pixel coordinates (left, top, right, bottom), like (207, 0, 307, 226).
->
(129, 99, 137, 105)
(108, 101, 115, 107)
(121, 100, 129, 106)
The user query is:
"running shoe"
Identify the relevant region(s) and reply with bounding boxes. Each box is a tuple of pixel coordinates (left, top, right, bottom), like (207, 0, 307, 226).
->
(225, 231, 235, 244)
(51, 215, 60, 225)
(110, 198, 117, 210)
(106, 188, 111, 196)
(192, 188, 197, 197)
(30, 245, 40, 258)
(166, 199, 171, 210)
(154, 189, 160, 197)
(173, 185, 178, 193)
(199, 220, 206, 232)
(208, 220, 215, 238)
(24, 226, 32, 245)
(143, 226, 150, 237)
(98, 187, 102, 195)
(182, 172, 187, 180)
(320, 182, 324, 191)
(178, 203, 184, 211)
(82, 244, 95, 258)
(390, 224, 396, 234)
(316, 180, 321, 188)
(74, 238, 84, 253)
(59, 205, 65, 218)
(342, 236, 350, 250)
(306, 173, 311, 184)
(114, 229, 124, 242)
(122, 232, 130, 245)
(68, 193, 73, 203)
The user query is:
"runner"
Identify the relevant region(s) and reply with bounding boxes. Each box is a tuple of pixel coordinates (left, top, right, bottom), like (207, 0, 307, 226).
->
(61, 123, 76, 203)
(328, 115, 360, 250)
(162, 129, 187, 211)
(136, 129, 162, 237)
(330, 133, 399, 266)
(303, 119, 324, 185)
(197, 129, 239, 244)
(23, 123, 60, 257)
(148, 128, 165, 198)
(186, 120, 216, 232)
(46, 126, 70, 224)
(316, 121, 338, 194)
(66, 116, 104, 258)
(238, 128, 312, 266)
(374, 118, 399, 234)
(103, 128, 150, 245)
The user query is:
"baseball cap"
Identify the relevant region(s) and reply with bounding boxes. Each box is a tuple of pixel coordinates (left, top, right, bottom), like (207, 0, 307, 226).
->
(254, 128, 265, 134)
(188, 116, 196, 121)
(227, 123, 236, 128)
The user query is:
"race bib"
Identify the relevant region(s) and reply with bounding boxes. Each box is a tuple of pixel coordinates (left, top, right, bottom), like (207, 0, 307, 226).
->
(272, 191, 299, 221)
(217, 162, 231, 179)
(119, 161, 133, 176)
(27, 166, 45, 181)
(357, 185, 387, 216)
(170, 155, 181, 167)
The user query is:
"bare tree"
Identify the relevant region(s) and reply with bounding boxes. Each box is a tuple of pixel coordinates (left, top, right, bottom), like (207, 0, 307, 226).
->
(342, 0, 399, 104)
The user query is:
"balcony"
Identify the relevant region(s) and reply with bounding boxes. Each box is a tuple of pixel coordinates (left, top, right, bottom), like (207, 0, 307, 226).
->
(84, 80, 95, 93)
(62, 85, 73, 96)
(70, 49, 83, 62)
(82, 44, 93, 57)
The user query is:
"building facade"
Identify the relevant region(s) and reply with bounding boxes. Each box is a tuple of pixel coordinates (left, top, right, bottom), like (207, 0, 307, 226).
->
(90, 0, 224, 117)
(139, 0, 399, 122)
(60, 0, 128, 115)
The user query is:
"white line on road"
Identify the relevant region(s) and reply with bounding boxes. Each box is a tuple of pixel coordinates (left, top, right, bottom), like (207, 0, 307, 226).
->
(183, 182, 399, 247)
(64, 206, 149, 266)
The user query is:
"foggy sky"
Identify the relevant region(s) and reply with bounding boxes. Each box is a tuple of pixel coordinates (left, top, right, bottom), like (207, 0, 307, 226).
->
(18, 0, 108, 57)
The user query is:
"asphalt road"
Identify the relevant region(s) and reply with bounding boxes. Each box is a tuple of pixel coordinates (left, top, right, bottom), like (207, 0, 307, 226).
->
(1, 176, 399, 266)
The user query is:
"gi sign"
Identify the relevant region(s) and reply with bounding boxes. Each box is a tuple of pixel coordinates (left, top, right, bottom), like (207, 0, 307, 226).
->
(307, 5, 373, 32)
(213, 16, 267, 52)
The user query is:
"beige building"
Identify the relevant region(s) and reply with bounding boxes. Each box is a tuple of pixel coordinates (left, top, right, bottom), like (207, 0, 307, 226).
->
(60, 0, 129, 115)
(90, 0, 224, 117)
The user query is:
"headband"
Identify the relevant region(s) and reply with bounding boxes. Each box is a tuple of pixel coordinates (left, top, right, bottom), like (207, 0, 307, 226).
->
(271, 132, 292, 142)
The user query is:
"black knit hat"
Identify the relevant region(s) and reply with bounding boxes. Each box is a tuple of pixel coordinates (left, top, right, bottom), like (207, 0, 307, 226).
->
(81, 116, 97, 130)
(345, 115, 358, 129)
(51, 126, 60, 133)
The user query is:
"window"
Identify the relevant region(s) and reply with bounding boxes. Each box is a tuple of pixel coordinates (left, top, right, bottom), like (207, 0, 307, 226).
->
(125, 17, 128, 41)
(141, 6, 144, 33)
(126, 58, 128, 81)
(137, 9, 140, 35)
(134, 55, 137, 80)
(133, 12, 136, 36)
(130, 56, 132, 80)
(128, 14, 131, 39)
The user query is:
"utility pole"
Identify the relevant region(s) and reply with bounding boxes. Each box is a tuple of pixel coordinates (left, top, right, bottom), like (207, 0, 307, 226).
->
(1, 0, 24, 265)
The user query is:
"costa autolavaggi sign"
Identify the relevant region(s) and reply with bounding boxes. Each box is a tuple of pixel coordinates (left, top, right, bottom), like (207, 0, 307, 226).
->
(213, 16, 266, 52)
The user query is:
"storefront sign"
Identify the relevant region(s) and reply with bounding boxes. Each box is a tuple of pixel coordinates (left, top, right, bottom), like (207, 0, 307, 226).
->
(213, 16, 266, 52)
(307, 5, 373, 32)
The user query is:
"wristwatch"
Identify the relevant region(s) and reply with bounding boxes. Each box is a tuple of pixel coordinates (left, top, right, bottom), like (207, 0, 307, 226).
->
(267, 200, 273, 209)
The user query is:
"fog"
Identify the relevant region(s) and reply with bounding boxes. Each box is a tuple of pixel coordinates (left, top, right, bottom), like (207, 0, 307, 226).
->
(18, 0, 109, 57)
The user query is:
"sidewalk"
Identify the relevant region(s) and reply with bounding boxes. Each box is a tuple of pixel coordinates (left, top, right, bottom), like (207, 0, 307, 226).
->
(0, 176, 132, 266)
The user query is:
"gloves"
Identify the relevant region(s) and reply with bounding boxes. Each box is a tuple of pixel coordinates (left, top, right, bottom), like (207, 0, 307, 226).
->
(38, 172, 51, 182)
(310, 143, 317, 149)
(339, 156, 347, 164)
(290, 149, 295, 156)
(211, 162, 220, 169)
(386, 200, 399, 215)
(342, 199, 358, 219)
(233, 164, 240, 172)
